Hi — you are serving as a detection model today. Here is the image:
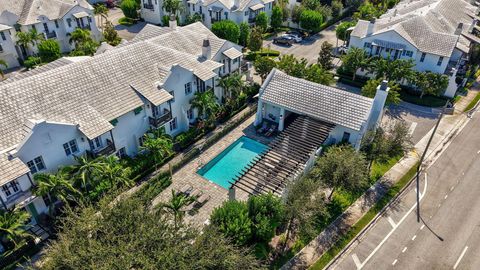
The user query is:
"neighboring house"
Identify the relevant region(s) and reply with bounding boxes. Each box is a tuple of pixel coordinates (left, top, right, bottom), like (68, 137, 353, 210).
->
(0, 0, 102, 69)
(349, 0, 480, 97)
(0, 21, 242, 222)
(254, 68, 388, 149)
(140, 0, 274, 28)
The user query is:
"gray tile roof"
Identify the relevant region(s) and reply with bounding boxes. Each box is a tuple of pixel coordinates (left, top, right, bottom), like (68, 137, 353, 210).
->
(0, 24, 230, 151)
(0, 0, 93, 25)
(351, 0, 477, 57)
(0, 154, 30, 186)
(223, 47, 243, 59)
(198, 0, 271, 11)
(259, 69, 374, 131)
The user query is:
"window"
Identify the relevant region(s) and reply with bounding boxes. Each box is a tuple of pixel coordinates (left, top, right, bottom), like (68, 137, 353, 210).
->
(222, 59, 226, 73)
(187, 108, 193, 119)
(31, 24, 36, 31)
(43, 23, 49, 33)
(2, 185, 11, 197)
(233, 58, 238, 64)
(196, 77, 206, 92)
(54, 20, 59, 28)
(245, 11, 248, 16)
(374, 46, 380, 55)
(342, 132, 351, 142)
(63, 139, 79, 156)
(184, 82, 192, 95)
(89, 137, 103, 150)
(116, 147, 127, 159)
(10, 181, 19, 192)
(420, 52, 426, 62)
(437, 56, 444, 66)
(67, 18, 72, 27)
(169, 117, 177, 131)
(225, 12, 228, 20)
(192, 4, 195, 11)
(88, 16, 92, 23)
(168, 91, 175, 103)
(42, 194, 52, 206)
(363, 42, 371, 48)
(200, 6, 202, 13)
(0, 32, 5, 41)
(27, 156, 46, 173)
(134, 106, 143, 115)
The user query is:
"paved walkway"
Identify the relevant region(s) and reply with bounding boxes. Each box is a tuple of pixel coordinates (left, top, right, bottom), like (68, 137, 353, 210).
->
(454, 81, 480, 113)
(282, 94, 478, 269)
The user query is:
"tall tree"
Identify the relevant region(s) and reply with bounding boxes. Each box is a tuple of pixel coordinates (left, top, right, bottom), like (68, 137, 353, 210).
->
(103, 21, 122, 46)
(255, 12, 269, 33)
(15, 29, 43, 56)
(72, 156, 104, 193)
(361, 79, 401, 105)
(190, 90, 219, 121)
(335, 21, 355, 44)
(412, 71, 449, 98)
(33, 169, 81, 205)
(310, 145, 368, 200)
(271, 6, 283, 32)
(0, 209, 32, 250)
(299, 10, 323, 34)
(277, 54, 308, 78)
(369, 57, 415, 82)
(341, 47, 370, 80)
(248, 27, 263, 52)
(217, 73, 243, 105)
(211, 20, 240, 43)
(69, 28, 99, 56)
(141, 133, 173, 169)
(159, 190, 195, 229)
(120, 0, 138, 19)
(97, 156, 133, 188)
(163, 0, 184, 15)
(304, 64, 334, 85)
(317, 41, 334, 70)
(94, 4, 109, 29)
(238, 22, 250, 47)
(38, 39, 61, 62)
(254, 56, 277, 82)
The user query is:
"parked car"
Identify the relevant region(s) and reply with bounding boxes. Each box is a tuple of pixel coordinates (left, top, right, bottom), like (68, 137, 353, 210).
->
(273, 36, 294, 46)
(283, 33, 302, 43)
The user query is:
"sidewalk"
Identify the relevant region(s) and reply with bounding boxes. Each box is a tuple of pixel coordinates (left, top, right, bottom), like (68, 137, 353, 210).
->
(282, 106, 473, 269)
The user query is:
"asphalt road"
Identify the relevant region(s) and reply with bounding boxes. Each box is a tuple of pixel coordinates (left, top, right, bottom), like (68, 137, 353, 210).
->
(329, 112, 480, 270)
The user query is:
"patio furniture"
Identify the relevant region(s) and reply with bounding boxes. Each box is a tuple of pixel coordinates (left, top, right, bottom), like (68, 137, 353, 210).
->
(257, 122, 268, 134)
(265, 124, 277, 137)
(194, 194, 211, 207)
(177, 184, 193, 195)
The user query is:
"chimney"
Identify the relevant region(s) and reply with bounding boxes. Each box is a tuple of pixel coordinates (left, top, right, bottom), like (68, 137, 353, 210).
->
(455, 23, 463, 35)
(169, 14, 177, 29)
(367, 80, 389, 130)
(367, 18, 376, 36)
(202, 38, 211, 59)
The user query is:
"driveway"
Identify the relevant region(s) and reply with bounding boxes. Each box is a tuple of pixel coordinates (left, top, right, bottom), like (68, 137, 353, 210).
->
(263, 19, 350, 64)
(97, 7, 147, 41)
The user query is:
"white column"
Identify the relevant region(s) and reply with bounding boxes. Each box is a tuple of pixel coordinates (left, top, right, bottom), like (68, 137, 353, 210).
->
(254, 100, 264, 126)
(278, 107, 285, 131)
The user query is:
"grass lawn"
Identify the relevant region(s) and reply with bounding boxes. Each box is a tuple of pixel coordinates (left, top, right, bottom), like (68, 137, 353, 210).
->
(463, 91, 480, 112)
(370, 155, 402, 183)
(309, 161, 419, 270)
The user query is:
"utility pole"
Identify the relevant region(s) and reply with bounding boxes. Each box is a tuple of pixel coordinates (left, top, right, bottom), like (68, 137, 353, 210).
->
(416, 101, 449, 222)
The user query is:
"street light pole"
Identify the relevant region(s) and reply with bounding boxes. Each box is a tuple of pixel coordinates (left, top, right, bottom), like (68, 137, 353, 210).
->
(416, 101, 449, 222)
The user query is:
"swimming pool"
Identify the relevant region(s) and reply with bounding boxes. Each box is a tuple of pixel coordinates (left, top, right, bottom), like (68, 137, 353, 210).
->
(197, 136, 268, 189)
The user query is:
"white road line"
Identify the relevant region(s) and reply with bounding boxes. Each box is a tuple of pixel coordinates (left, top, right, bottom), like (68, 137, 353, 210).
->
(357, 173, 428, 269)
(420, 224, 425, 230)
(438, 203, 442, 208)
(453, 246, 469, 269)
(412, 235, 417, 241)
(388, 217, 396, 228)
(450, 186, 454, 191)
(444, 194, 448, 199)
(392, 259, 398, 266)
(402, 247, 408, 253)
(408, 122, 418, 135)
(477, 150, 480, 154)
(352, 254, 362, 269)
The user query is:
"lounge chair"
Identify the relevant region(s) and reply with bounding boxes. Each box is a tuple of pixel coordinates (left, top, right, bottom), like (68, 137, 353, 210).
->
(188, 189, 203, 200)
(177, 184, 193, 196)
(257, 122, 268, 134)
(195, 194, 211, 207)
(265, 124, 277, 137)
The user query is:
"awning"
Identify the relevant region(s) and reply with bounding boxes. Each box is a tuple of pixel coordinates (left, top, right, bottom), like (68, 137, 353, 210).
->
(187, 0, 198, 3)
(462, 32, 480, 44)
(372, 39, 406, 50)
(250, 3, 265, 11)
(262, 0, 274, 3)
(209, 6, 223, 12)
(222, 47, 243, 59)
(0, 24, 12, 31)
(73, 11, 89, 19)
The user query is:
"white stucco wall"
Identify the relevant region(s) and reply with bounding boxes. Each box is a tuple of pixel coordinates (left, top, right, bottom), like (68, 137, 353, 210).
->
(0, 29, 20, 68)
(0, 174, 32, 203)
(141, 0, 165, 25)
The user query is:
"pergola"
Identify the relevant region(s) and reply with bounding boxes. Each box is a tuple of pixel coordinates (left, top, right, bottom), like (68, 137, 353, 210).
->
(229, 116, 335, 197)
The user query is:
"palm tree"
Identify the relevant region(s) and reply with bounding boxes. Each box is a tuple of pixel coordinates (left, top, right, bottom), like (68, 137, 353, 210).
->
(159, 190, 195, 229)
(141, 133, 173, 170)
(190, 90, 219, 121)
(341, 47, 370, 81)
(72, 156, 104, 193)
(0, 209, 32, 249)
(15, 29, 43, 56)
(94, 4, 109, 29)
(369, 56, 415, 83)
(0, 59, 8, 78)
(98, 155, 133, 188)
(69, 28, 92, 47)
(33, 169, 80, 206)
(163, 0, 184, 16)
(217, 74, 243, 104)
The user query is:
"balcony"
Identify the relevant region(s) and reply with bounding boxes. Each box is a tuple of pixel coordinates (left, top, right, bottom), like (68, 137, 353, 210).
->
(45, 31, 57, 39)
(87, 139, 116, 158)
(1, 190, 35, 210)
(79, 24, 91, 30)
(149, 110, 172, 128)
(143, 3, 154, 9)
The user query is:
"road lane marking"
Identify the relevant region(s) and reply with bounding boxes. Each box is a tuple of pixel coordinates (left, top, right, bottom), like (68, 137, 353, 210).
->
(388, 217, 396, 228)
(352, 254, 362, 269)
(392, 259, 398, 266)
(450, 186, 454, 191)
(477, 150, 480, 154)
(402, 247, 407, 253)
(412, 235, 417, 241)
(420, 224, 425, 230)
(444, 194, 448, 199)
(453, 246, 468, 269)
(438, 203, 442, 208)
(408, 122, 417, 135)
(357, 173, 428, 269)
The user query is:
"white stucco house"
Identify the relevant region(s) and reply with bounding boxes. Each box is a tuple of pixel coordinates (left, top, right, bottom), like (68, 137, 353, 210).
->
(140, 0, 274, 28)
(0, 21, 242, 223)
(0, 0, 102, 69)
(348, 0, 480, 97)
(254, 69, 388, 149)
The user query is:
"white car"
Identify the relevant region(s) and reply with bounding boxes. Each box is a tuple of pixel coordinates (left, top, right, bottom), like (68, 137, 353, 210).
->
(283, 33, 302, 43)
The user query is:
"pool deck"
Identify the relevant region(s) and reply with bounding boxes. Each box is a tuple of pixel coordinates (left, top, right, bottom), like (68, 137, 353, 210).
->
(151, 114, 275, 227)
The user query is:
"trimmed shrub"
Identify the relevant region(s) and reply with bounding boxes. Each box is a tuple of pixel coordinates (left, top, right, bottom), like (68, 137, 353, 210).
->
(38, 39, 61, 63)
(211, 20, 240, 43)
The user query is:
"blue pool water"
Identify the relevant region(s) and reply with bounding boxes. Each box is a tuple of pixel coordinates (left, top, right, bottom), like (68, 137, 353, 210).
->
(197, 136, 268, 189)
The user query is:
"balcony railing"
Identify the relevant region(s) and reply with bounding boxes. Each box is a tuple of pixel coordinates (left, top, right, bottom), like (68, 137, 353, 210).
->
(1, 190, 35, 210)
(143, 3, 154, 9)
(149, 110, 172, 128)
(87, 139, 116, 158)
(45, 31, 57, 39)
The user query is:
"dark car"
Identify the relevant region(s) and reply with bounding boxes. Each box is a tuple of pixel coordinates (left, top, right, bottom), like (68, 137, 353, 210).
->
(273, 36, 294, 46)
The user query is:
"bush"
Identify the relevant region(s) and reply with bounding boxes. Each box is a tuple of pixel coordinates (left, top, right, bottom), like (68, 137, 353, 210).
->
(239, 22, 250, 47)
(255, 12, 268, 32)
(245, 48, 280, 61)
(174, 128, 200, 149)
(38, 39, 61, 63)
(300, 10, 323, 33)
(211, 20, 240, 43)
(120, 0, 138, 19)
(248, 27, 263, 52)
(271, 6, 283, 31)
(118, 17, 135, 25)
(23, 56, 42, 69)
(211, 200, 253, 245)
